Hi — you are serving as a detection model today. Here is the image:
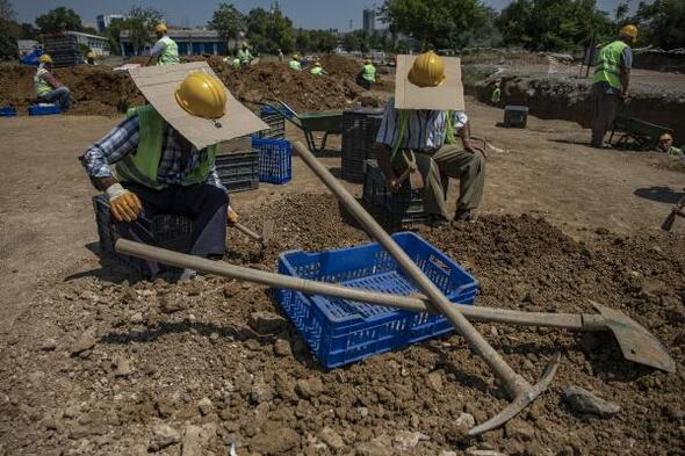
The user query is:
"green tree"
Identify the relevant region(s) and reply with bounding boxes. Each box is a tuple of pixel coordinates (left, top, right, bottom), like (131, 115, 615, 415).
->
(295, 28, 311, 51)
(0, 17, 20, 59)
(208, 3, 245, 46)
(120, 6, 164, 55)
(0, 0, 15, 21)
(36, 7, 83, 33)
(245, 8, 295, 54)
(308, 30, 338, 52)
(380, 0, 494, 50)
(496, 0, 613, 51)
(633, 0, 685, 49)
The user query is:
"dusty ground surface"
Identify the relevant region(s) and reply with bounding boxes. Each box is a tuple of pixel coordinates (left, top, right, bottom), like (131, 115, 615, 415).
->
(1, 96, 684, 455)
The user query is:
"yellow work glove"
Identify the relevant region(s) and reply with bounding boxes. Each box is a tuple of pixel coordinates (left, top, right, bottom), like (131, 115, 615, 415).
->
(106, 183, 143, 222)
(227, 206, 239, 225)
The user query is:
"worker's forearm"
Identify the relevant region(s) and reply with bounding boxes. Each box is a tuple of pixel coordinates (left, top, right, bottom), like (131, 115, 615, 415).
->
(620, 70, 630, 94)
(375, 143, 395, 181)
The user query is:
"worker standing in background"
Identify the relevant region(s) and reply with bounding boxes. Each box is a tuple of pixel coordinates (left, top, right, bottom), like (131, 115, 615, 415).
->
(375, 51, 485, 224)
(358, 59, 376, 90)
(147, 23, 179, 66)
(490, 79, 501, 105)
(288, 54, 302, 71)
(237, 42, 254, 66)
(85, 51, 96, 65)
(278, 49, 284, 61)
(34, 54, 71, 111)
(590, 24, 637, 148)
(310, 60, 324, 76)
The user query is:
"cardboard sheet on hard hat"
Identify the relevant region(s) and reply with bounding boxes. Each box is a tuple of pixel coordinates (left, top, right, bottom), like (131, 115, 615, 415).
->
(129, 62, 268, 150)
(395, 55, 464, 111)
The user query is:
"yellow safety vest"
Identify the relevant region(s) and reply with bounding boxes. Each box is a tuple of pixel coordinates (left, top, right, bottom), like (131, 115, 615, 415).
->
(594, 40, 629, 89)
(156, 36, 179, 66)
(34, 67, 52, 97)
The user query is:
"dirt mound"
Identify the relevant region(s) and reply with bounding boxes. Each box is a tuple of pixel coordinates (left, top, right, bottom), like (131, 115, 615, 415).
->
(1, 193, 683, 455)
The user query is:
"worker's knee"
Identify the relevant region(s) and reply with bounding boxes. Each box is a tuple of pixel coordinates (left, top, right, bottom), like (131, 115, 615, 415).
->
(470, 151, 485, 174)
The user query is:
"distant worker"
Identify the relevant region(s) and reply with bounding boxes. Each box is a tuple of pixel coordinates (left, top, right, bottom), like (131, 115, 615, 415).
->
(147, 23, 179, 66)
(590, 24, 637, 148)
(289, 54, 302, 71)
(375, 51, 485, 224)
(310, 61, 324, 76)
(490, 79, 501, 105)
(237, 42, 254, 65)
(657, 133, 683, 159)
(278, 49, 284, 62)
(34, 54, 71, 111)
(86, 51, 96, 65)
(358, 58, 376, 90)
(232, 55, 241, 69)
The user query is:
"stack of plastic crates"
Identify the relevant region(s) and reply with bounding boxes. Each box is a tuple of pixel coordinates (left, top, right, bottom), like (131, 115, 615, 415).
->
(252, 136, 292, 184)
(29, 104, 61, 116)
(362, 159, 434, 227)
(0, 107, 16, 117)
(275, 231, 479, 368)
(257, 105, 286, 140)
(215, 151, 260, 193)
(92, 194, 194, 275)
(341, 107, 384, 182)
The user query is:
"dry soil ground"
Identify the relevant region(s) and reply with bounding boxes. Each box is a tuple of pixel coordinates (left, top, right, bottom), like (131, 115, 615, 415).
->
(0, 98, 683, 455)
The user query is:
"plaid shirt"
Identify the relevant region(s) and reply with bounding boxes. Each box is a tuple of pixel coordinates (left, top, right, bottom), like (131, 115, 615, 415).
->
(80, 114, 225, 191)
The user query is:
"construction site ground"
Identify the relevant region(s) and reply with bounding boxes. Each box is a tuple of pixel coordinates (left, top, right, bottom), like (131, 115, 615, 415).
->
(0, 96, 684, 455)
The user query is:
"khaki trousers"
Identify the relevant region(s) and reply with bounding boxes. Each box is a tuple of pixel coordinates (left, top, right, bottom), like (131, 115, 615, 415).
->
(392, 144, 485, 220)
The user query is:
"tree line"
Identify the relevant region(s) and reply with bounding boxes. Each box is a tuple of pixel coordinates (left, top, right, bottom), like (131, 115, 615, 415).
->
(1, 0, 684, 61)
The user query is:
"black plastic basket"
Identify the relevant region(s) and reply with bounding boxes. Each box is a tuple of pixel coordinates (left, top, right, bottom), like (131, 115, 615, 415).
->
(257, 106, 286, 140)
(93, 195, 194, 275)
(362, 160, 431, 227)
(341, 108, 384, 182)
(215, 151, 260, 193)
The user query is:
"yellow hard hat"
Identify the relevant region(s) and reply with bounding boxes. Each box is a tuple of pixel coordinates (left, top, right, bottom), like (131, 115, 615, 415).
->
(155, 23, 168, 34)
(620, 24, 638, 41)
(364, 59, 372, 65)
(407, 51, 445, 88)
(293, 54, 301, 61)
(39, 54, 53, 64)
(175, 71, 227, 119)
(86, 51, 95, 59)
(314, 61, 321, 67)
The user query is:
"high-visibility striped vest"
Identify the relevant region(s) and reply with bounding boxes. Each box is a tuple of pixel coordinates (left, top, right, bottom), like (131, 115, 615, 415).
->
(115, 105, 216, 189)
(289, 60, 301, 71)
(310, 66, 323, 76)
(34, 67, 52, 97)
(362, 64, 376, 83)
(156, 36, 179, 66)
(593, 40, 629, 89)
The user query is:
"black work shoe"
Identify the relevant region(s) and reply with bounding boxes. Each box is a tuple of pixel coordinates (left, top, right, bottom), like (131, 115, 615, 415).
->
(453, 209, 475, 223)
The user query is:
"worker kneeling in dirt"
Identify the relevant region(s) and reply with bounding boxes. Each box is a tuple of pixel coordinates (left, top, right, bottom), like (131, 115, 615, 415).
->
(590, 24, 637, 148)
(34, 54, 71, 111)
(358, 59, 376, 90)
(80, 63, 268, 277)
(289, 54, 302, 71)
(375, 51, 485, 224)
(310, 60, 325, 76)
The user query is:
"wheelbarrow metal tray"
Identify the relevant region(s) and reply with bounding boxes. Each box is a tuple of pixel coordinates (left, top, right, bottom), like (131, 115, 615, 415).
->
(299, 111, 343, 133)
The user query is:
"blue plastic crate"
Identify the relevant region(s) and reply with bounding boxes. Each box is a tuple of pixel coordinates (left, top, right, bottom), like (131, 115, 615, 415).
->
(252, 137, 292, 184)
(0, 107, 17, 117)
(275, 232, 479, 369)
(29, 104, 61, 116)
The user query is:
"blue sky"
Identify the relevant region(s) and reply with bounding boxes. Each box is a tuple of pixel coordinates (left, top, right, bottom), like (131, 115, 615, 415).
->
(15, 0, 627, 30)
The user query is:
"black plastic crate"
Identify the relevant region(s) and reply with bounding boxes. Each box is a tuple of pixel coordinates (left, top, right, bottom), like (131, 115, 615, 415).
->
(92, 194, 194, 275)
(215, 151, 259, 193)
(504, 105, 529, 128)
(341, 108, 384, 182)
(258, 106, 286, 140)
(362, 160, 431, 227)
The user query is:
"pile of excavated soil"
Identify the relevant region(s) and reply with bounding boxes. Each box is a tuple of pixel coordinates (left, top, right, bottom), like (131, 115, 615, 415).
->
(1, 193, 683, 455)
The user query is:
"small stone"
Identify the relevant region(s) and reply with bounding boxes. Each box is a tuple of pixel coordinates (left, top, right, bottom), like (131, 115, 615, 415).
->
(181, 424, 216, 456)
(249, 427, 300, 454)
(273, 339, 292, 357)
(251, 377, 274, 404)
(209, 332, 219, 341)
(198, 397, 213, 416)
(149, 423, 181, 451)
(455, 412, 475, 428)
(359, 407, 369, 418)
(465, 449, 506, 456)
(249, 311, 287, 333)
(356, 438, 393, 456)
(427, 371, 443, 392)
(490, 326, 499, 337)
(130, 312, 144, 324)
(392, 431, 429, 451)
(505, 419, 535, 441)
(441, 452, 458, 456)
(319, 426, 345, 450)
(296, 377, 324, 399)
(113, 357, 133, 377)
(41, 338, 58, 351)
(70, 328, 97, 355)
(160, 295, 185, 314)
(564, 386, 621, 417)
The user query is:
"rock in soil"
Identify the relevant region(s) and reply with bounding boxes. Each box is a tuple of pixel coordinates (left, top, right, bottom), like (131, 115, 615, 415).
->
(295, 377, 324, 399)
(148, 423, 181, 451)
(273, 338, 293, 357)
(197, 397, 213, 416)
(319, 426, 345, 450)
(249, 311, 287, 334)
(392, 431, 429, 451)
(564, 386, 621, 417)
(249, 427, 300, 454)
(69, 327, 97, 355)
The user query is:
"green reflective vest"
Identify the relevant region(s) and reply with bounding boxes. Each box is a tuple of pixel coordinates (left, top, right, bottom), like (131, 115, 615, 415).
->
(155, 36, 179, 65)
(491, 87, 501, 104)
(232, 58, 241, 69)
(34, 67, 52, 97)
(289, 60, 301, 71)
(115, 106, 216, 190)
(310, 66, 323, 76)
(593, 40, 629, 89)
(237, 49, 253, 64)
(362, 64, 376, 83)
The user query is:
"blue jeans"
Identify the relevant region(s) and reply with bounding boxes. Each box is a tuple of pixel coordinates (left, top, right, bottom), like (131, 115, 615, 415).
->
(39, 86, 71, 111)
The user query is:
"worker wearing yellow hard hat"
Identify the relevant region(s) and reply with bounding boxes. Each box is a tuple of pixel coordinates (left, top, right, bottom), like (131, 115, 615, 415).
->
(374, 51, 485, 223)
(147, 22, 179, 66)
(34, 53, 71, 111)
(310, 60, 325, 76)
(86, 50, 96, 65)
(289, 53, 302, 71)
(79, 63, 268, 278)
(237, 41, 254, 66)
(590, 24, 638, 148)
(358, 58, 376, 90)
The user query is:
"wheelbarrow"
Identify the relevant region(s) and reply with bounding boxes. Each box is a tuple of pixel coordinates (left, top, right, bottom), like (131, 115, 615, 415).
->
(609, 115, 674, 151)
(261, 100, 342, 154)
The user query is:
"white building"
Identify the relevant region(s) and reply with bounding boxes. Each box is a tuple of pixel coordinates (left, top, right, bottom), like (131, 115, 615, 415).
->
(96, 14, 126, 33)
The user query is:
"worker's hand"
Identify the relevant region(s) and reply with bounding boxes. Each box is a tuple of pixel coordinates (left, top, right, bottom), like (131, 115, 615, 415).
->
(621, 91, 631, 103)
(227, 206, 239, 225)
(463, 139, 483, 155)
(106, 183, 142, 223)
(386, 178, 401, 193)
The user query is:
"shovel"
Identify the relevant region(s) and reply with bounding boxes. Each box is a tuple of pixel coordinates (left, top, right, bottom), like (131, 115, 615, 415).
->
(661, 192, 685, 232)
(231, 220, 274, 246)
(116, 238, 676, 375)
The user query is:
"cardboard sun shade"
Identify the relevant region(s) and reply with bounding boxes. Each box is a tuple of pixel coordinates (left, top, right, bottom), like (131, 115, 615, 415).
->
(128, 62, 269, 150)
(395, 55, 465, 111)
